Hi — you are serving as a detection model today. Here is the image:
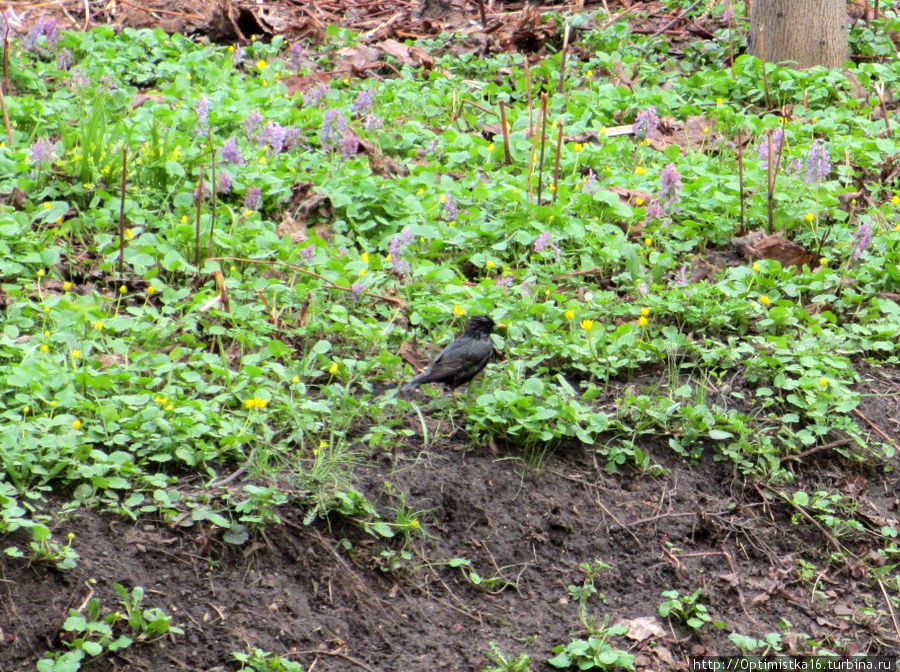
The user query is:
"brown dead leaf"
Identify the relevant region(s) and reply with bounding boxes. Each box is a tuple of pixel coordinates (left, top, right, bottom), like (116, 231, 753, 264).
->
(278, 182, 331, 243)
(732, 230, 814, 268)
(616, 616, 666, 641)
(648, 115, 717, 151)
(281, 73, 333, 96)
(358, 138, 410, 177)
(130, 91, 166, 110)
(1, 186, 28, 210)
(335, 44, 383, 74)
(377, 39, 434, 70)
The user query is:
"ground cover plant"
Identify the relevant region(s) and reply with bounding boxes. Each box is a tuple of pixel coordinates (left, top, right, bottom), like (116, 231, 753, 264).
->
(0, 1, 898, 670)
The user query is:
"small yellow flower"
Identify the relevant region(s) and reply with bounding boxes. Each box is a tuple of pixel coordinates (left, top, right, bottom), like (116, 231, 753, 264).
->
(147, 286, 157, 295)
(548, 184, 556, 192)
(319, 440, 328, 450)
(180, 215, 188, 224)
(67, 532, 75, 540)
(124, 228, 134, 240)
(329, 362, 339, 375)
(635, 166, 646, 175)
(573, 143, 584, 153)
(164, 404, 174, 411)
(358, 268, 368, 277)
(43, 330, 50, 338)
(227, 45, 235, 53)
(644, 237, 653, 247)
(416, 188, 425, 196)
(256, 59, 268, 70)
(63, 281, 72, 291)
(71, 349, 82, 359)
(185, 73, 192, 80)
(342, 78, 349, 85)
(40, 344, 50, 353)
(580, 319, 594, 331)
(716, 97, 725, 106)
(641, 307, 651, 317)
(259, 155, 267, 165)
(638, 316, 649, 327)
(600, 126, 608, 136)
(819, 378, 829, 387)
(453, 304, 467, 316)
(385, 253, 393, 263)
(640, 138, 651, 146)
(72, 419, 82, 429)
(635, 197, 645, 206)
(37, 268, 46, 277)
(439, 194, 447, 204)
(118, 285, 127, 294)
(891, 195, 900, 205)
(805, 213, 814, 222)
(50, 400, 58, 408)
(244, 210, 255, 217)
(895, 223, 900, 232)
(565, 309, 576, 320)
(361, 252, 370, 264)
(486, 260, 496, 269)
(702, 127, 710, 134)
(752, 263, 761, 272)
(448, 221, 457, 227)
(585, 70, 594, 78)
(43, 305, 51, 313)
(819, 257, 829, 266)
(42, 203, 52, 210)
(487, 143, 495, 153)
(93, 321, 104, 330)
(811, 116, 818, 123)
(409, 519, 421, 531)
(759, 295, 771, 306)
(292, 375, 300, 383)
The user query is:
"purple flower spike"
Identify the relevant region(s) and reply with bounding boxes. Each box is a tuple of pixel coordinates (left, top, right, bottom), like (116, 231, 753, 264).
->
(443, 194, 459, 221)
(388, 227, 415, 275)
(805, 140, 831, 184)
(300, 245, 315, 262)
(533, 232, 561, 262)
(758, 128, 784, 168)
(319, 109, 348, 152)
(634, 106, 659, 140)
(30, 138, 61, 164)
(244, 187, 261, 211)
(216, 171, 232, 194)
(56, 48, 74, 70)
(351, 281, 366, 296)
(244, 110, 262, 139)
(341, 131, 360, 158)
(852, 220, 872, 260)
(196, 95, 210, 128)
(220, 136, 245, 165)
(288, 43, 306, 70)
(659, 163, 682, 211)
(351, 89, 375, 118)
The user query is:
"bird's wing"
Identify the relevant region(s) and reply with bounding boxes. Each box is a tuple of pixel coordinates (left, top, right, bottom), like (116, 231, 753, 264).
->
(422, 342, 490, 380)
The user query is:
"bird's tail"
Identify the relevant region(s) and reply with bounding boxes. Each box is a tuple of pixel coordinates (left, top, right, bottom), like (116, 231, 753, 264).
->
(401, 373, 426, 393)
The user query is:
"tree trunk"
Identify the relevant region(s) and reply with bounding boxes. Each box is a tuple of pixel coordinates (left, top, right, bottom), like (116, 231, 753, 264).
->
(748, 0, 849, 69)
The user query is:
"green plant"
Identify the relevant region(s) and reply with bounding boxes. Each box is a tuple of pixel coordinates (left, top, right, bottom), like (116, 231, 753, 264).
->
(233, 648, 305, 672)
(658, 589, 715, 631)
(547, 621, 635, 670)
(481, 641, 532, 672)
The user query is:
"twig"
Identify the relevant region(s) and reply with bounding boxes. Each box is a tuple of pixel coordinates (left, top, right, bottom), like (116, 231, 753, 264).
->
(499, 101, 511, 165)
(117, 147, 128, 277)
(287, 649, 376, 672)
(758, 25, 772, 109)
(736, 129, 745, 232)
(650, 0, 704, 38)
(536, 93, 549, 203)
(524, 56, 533, 136)
(194, 169, 204, 268)
(853, 407, 898, 449)
(552, 121, 564, 202)
(474, 0, 487, 28)
(780, 437, 854, 463)
(206, 137, 217, 260)
(759, 484, 846, 555)
(877, 577, 900, 641)
(556, 22, 570, 94)
(0, 78, 11, 145)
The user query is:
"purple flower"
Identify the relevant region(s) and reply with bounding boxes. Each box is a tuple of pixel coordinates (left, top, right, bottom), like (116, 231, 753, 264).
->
(259, 121, 287, 154)
(196, 95, 210, 128)
(69, 70, 90, 89)
(805, 140, 831, 184)
(638, 282, 649, 296)
(244, 187, 261, 211)
(56, 48, 74, 70)
(244, 111, 262, 138)
(30, 138, 61, 164)
(533, 232, 561, 262)
(645, 200, 664, 221)
(443, 194, 458, 220)
(216, 171, 232, 194)
(233, 46, 245, 66)
(341, 131, 360, 158)
(24, 18, 59, 53)
(388, 227, 415, 275)
(283, 127, 303, 151)
(319, 109, 347, 152)
(723, 0, 735, 21)
(675, 265, 689, 286)
(220, 136, 245, 165)
(351, 281, 366, 296)
(194, 181, 210, 201)
(852, 220, 872, 260)
(585, 170, 599, 194)
(304, 83, 328, 107)
(425, 138, 439, 154)
(786, 158, 803, 175)
(659, 163, 682, 211)
(495, 275, 514, 290)
(634, 106, 659, 140)
(364, 114, 382, 132)
(758, 128, 784, 168)
(300, 245, 315, 262)
(351, 89, 375, 117)
(288, 42, 306, 70)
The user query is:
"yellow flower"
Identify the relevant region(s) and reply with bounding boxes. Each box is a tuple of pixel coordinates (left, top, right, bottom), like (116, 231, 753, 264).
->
(811, 116, 818, 123)
(42, 203, 52, 210)
(416, 188, 425, 196)
(67, 532, 75, 540)
(37, 268, 46, 277)
(43, 330, 50, 338)
(638, 316, 649, 327)
(361, 252, 370, 264)
(63, 281, 72, 291)
(453, 304, 467, 316)
(244, 210, 255, 217)
(256, 59, 268, 70)
(43, 305, 51, 313)
(50, 400, 58, 408)
(635, 166, 646, 175)
(329, 362, 339, 375)
(118, 285, 127, 294)
(147, 286, 157, 295)
(586, 70, 594, 78)
(487, 143, 495, 153)
(439, 194, 447, 204)
(644, 237, 653, 247)
(580, 319, 594, 331)
(759, 295, 771, 306)
(227, 45, 235, 53)
(716, 97, 725, 106)
(244, 398, 268, 409)
(819, 378, 829, 387)
(358, 268, 368, 277)
(124, 228, 134, 240)
(641, 307, 651, 317)
(892, 195, 900, 205)
(486, 260, 496, 269)
(72, 419, 82, 430)
(342, 78, 349, 85)
(702, 127, 710, 134)
(185, 73, 192, 80)
(259, 155, 267, 165)
(180, 215, 189, 224)
(573, 143, 584, 153)
(319, 440, 328, 449)
(565, 309, 576, 320)
(640, 138, 651, 146)
(548, 184, 556, 192)
(819, 257, 828, 266)
(93, 321, 104, 330)
(600, 126, 608, 136)
(71, 349, 82, 359)
(752, 263, 761, 272)
(448, 221, 457, 227)
(40, 344, 49, 353)
(409, 519, 421, 531)
(895, 223, 900, 232)
(164, 404, 174, 411)
(635, 197, 645, 206)
(805, 213, 814, 222)
(292, 375, 300, 383)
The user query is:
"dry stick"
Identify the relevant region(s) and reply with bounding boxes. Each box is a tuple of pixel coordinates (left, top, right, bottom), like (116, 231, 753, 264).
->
(758, 25, 772, 110)
(874, 82, 893, 138)
(208, 256, 407, 308)
(524, 56, 533, 136)
(498, 101, 512, 165)
(474, 0, 487, 28)
(536, 93, 549, 204)
(736, 128, 745, 232)
(206, 137, 217, 260)
(0, 78, 12, 145)
(556, 22, 571, 94)
(527, 93, 543, 201)
(2, 32, 9, 93)
(874, 0, 880, 21)
(552, 121, 564, 203)
(878, 577, 900, 641)
(726, 11, 736, 78)
(460, 98, 494, 115)
(194, 169, 204, 268)
(765, 131, 775, 233)
(117, 148, 128, 277)
(650, 0, 704, 38)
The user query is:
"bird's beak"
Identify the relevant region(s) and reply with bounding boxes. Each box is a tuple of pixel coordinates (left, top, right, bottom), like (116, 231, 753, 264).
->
(495, 323, 508, 329)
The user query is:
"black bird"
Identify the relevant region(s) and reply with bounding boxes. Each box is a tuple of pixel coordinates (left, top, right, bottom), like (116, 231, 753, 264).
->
(402, 315, 504, 393)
